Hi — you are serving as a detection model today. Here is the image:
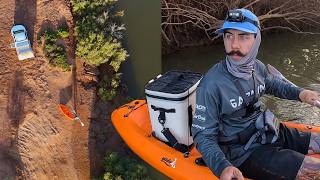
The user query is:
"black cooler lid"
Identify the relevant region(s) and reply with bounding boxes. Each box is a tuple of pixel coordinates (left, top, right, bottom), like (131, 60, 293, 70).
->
(145, 70, 203, 94)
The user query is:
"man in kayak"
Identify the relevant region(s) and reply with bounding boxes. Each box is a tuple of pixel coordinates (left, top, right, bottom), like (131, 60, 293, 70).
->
(191, 8, 320, 180)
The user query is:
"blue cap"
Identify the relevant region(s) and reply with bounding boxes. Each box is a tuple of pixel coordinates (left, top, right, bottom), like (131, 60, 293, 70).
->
(216, 8, 260, 34)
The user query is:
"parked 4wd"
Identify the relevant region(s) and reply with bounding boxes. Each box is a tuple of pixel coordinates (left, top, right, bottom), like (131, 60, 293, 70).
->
(10, 25, 35, 60)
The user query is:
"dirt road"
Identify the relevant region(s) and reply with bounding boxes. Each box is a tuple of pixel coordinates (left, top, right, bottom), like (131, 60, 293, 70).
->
(0, 0, 93, 179)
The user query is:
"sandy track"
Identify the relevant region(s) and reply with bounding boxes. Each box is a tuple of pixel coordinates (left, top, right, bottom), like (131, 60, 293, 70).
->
(0, 0, 126, 178)
(0, 0, 92, 179)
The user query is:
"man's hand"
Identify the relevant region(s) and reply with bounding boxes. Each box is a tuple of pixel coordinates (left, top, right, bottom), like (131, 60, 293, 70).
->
(220, 166, 244, 180)
(299, 90, 320, 106)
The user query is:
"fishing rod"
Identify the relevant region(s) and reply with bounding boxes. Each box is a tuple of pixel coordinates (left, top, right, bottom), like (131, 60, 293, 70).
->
(267, 64, 320, 108)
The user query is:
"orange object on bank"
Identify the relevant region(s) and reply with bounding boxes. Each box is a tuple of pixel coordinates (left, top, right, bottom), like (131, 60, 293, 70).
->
(59, 104, 76, 121)
(111, 100, 320, 179)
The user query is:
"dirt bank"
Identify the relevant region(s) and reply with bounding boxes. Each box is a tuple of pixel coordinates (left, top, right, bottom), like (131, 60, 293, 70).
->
(0, 0, 99, 179)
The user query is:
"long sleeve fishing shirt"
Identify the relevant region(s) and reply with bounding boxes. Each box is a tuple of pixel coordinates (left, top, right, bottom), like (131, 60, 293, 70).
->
(191, 60, 303, 177)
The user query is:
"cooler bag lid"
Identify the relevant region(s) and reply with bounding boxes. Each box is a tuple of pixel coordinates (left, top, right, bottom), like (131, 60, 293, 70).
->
(145, 70, 202, 94)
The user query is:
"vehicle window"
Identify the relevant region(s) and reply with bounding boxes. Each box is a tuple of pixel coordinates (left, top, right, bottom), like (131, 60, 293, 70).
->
(13, 30, 25, 34)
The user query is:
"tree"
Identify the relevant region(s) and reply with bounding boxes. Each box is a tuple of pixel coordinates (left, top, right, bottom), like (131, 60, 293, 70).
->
(76, 33, 127, 68)
(161, 0, 320, 49)
(71, 0, 128, 101)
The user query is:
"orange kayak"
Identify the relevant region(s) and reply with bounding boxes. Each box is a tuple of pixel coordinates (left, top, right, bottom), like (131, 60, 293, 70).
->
(59, 104, 75, 121)
(111, 100, 320, 179)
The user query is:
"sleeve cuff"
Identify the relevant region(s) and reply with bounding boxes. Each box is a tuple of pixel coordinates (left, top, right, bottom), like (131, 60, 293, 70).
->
(215, 160, 233, 177)
(296, 87, 304, 102)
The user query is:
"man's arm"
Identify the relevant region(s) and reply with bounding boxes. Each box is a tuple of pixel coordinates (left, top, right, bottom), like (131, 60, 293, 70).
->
(191, 86, 242, 178)
(263, 67, 319, 105)
(264, 73, 303, 101)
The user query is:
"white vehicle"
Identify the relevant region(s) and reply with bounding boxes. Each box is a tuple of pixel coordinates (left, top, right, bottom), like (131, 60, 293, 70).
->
(10, 25, 35, 60)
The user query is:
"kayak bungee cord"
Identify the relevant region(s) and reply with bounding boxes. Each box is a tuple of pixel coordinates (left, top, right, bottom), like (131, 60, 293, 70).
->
(123, 101, 147, 117)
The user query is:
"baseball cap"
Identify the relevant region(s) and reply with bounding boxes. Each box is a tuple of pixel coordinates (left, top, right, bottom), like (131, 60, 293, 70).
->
(216, 8, 260, 34)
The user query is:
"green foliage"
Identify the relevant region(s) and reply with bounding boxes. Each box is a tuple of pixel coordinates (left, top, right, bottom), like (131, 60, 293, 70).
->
(97, 73, 121, 101)
(57, 26, 69, 39)
(47, 45, 70, 71)
(76, 33, 127, 67)
(39, 27, 70, 71)
(101, 152, 151, 180)
(41, 29, 58, 42)
(71, 0, 125, 40)
(71, 0, 128, 101)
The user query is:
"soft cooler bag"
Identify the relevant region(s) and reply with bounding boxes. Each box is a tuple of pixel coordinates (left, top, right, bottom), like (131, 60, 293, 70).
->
(145, 70, 202, 147)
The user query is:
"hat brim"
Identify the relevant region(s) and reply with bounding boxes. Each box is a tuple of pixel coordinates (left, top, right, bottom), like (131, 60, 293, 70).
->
(215, 21, 258, 34)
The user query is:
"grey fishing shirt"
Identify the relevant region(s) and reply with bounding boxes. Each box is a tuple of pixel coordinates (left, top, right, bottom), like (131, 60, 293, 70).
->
(191, 60, 304, 177)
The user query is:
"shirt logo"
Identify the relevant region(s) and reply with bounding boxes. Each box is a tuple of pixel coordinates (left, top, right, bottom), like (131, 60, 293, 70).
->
(194, 114, 206, 122)
(192, 124, 205, 130)
(230, 96, 243, 108)
(230, 84, 266, 109)
(196, 104, 206, 112)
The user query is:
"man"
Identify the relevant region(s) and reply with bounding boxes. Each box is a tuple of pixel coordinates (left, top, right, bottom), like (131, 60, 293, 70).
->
(191, 8, 320, 180)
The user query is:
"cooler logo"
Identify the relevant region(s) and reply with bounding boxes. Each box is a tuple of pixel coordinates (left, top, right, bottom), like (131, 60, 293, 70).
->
(161, 157, 177, 168)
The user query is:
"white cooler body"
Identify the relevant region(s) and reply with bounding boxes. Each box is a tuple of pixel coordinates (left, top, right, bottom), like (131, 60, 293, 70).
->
(145, 71, 202, 146)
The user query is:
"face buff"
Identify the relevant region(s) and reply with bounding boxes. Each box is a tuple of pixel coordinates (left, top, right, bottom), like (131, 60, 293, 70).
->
(225, 31, 261, 80)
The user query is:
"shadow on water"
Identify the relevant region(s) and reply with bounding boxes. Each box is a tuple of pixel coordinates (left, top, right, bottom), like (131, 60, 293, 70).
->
(112, 0, 168, 179)
(119, 0, 162, 99)
(88, 99, 130, 177)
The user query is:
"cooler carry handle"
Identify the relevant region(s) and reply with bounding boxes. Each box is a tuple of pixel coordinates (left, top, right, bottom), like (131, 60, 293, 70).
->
(151, 105, 175, 124)
(151, 105, 175, 113)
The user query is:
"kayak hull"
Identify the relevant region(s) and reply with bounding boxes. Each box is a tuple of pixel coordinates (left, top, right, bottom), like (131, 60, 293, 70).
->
(111, 100, 320, 179)
(59, 104, 74, 121)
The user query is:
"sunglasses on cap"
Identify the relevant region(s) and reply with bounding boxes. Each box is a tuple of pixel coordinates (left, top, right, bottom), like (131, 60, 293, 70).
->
(226, 10, 260, 29)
